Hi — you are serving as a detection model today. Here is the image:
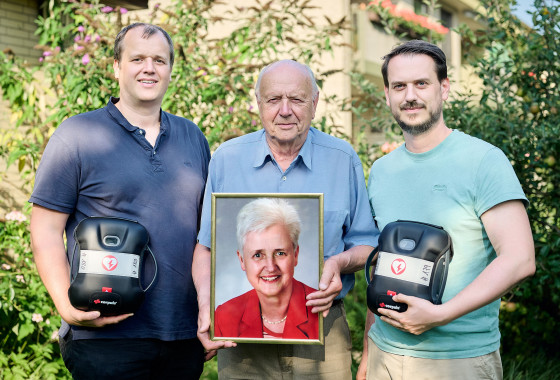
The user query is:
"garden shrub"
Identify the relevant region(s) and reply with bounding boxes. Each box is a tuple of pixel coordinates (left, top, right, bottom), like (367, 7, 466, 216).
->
(0, 210, 68, 379)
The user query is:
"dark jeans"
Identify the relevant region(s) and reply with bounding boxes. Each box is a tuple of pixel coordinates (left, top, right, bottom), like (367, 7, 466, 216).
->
(60, 330, 204, 380)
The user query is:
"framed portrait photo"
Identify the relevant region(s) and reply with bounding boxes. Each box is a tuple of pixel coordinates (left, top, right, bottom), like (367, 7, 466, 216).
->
(210, 193, 324, 345)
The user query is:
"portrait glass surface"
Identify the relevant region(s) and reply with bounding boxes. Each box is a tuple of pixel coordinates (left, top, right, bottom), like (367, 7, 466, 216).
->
(211, 193, 324, 344)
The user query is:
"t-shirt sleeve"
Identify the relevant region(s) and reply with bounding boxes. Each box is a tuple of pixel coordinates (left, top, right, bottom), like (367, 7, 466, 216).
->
(474, 147, 528, 216)
(29, 131, 79, 214)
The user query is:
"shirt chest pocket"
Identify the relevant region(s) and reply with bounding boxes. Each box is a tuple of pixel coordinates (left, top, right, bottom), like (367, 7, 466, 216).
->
(323, 210, 348, 242)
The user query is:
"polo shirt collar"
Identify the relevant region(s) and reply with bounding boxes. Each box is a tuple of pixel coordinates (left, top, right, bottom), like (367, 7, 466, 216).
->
(252, 127, 314, 170)
(106, 97, 168, 134)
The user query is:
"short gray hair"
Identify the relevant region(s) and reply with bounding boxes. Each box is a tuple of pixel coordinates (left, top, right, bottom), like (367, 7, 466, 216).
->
(254, 60, 319, 101)
(236, 198, 301, 254)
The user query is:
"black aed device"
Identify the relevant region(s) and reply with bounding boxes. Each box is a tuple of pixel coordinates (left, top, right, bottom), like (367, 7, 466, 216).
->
(68, 217, 157, 316)
(365, 220, 453, 316)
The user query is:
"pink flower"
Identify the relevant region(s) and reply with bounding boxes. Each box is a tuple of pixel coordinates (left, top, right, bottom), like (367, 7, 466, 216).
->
(1, 264, 11, 270)
(5, 210, 26, 222)
(55, 46, 61, 52)
(84, 35, 91, 42)
(435, 24, 449, 34)
(32, 313, 44, 323)
(39, 57, 44, 63)
(43, 51, 52, 57)
(50, 330, 59, 341)
(74, 35, 81, 42)
(228, 107, 234, 113)
(94, 34, 101, 42)
(101, 6, 113, 13)
(75, 45, 84, 51)
(381, 141, 400, 154)
(77, 25, 85, 32)
(82, 53, 90, 65)
(16, 275, 25, 283)
(251, 120, 257, 126)
(120, 7, 128, 14)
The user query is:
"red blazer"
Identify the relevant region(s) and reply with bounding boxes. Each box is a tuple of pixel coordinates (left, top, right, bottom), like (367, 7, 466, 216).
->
(214, 278, 319, 339)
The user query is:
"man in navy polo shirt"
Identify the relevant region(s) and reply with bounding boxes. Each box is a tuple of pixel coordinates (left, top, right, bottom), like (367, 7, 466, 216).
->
(192, 60, 379, 379)
(29, 23, 209, 379)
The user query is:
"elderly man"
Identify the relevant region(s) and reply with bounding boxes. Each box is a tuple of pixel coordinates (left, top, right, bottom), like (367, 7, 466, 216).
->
(357, 40, 535, 380)
(193, 60, 378, 379)
(30, 23, 209, 379)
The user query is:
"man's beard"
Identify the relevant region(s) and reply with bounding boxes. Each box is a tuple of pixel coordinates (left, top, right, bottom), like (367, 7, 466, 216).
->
(393, 101, 442, 136)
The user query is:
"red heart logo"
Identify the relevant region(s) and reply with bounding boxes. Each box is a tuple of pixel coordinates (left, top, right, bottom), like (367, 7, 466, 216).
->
(102, 255, 118, 271)
(391, 258, 406, 275)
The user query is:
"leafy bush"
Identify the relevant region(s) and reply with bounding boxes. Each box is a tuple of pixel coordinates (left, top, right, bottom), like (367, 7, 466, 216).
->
(0, 210, 68, 379)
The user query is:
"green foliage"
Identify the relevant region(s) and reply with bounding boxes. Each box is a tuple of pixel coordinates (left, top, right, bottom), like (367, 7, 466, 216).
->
(446, 0, 560, 359)
(343, 274, 369, 378)
(0, 213, 68, 379)
(503, 351, 560, 380)
(344, 71, 399, 175)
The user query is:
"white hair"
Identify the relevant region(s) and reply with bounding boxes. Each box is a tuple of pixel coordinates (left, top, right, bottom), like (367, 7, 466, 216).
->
(254, 60, 319, 101)
(236, 198, 301, 254)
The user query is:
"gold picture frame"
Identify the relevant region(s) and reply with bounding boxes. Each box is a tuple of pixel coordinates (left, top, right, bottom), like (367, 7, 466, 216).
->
(210, 193, 324, 345)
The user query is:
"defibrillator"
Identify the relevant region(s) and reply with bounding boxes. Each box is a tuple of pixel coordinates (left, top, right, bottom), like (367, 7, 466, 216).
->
(365, 220, 453, 316)
(68, 217, 157, 316)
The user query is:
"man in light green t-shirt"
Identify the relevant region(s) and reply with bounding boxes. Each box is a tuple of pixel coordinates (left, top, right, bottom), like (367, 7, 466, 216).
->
(357, 40, 536, 380)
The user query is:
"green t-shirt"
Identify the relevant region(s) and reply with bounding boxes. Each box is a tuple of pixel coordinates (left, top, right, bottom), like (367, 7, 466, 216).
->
(367, 130, 527, 359)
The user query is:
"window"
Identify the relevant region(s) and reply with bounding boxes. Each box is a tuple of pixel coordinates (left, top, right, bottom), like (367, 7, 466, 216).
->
(440, 8, 452, 28)
(413, 0, 427, 15)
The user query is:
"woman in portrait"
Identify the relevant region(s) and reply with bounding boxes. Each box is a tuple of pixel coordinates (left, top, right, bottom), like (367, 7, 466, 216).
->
(214, 198, 319, 340)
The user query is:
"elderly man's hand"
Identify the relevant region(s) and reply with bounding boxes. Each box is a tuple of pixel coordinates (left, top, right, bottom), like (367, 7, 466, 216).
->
(305, 257, 343, 317)
(197, 303, 236, 361)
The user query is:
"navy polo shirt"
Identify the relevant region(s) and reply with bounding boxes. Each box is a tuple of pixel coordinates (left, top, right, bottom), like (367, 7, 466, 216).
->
(30, 98, 210, 340)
